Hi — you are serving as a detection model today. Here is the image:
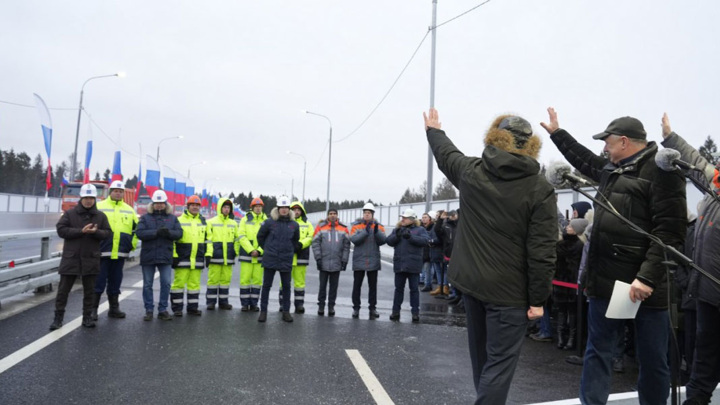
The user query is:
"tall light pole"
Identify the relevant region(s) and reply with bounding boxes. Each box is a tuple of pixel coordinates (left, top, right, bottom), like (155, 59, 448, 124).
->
(426, 0, 438, 214)
(71, 72, 125, 181)
(156, 135, 183, 162)
(187, 160, 206, 178)
(304, 110, 332, 212)
(280, 170, 295, 200)
(287, 150, 307, 204)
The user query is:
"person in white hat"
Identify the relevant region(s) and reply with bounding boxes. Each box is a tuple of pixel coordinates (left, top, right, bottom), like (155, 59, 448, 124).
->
(92, 180, 138, 321)
(385, 208, 429, 323)
(349, 202, 387, 319)
(50, 183, 112, 330)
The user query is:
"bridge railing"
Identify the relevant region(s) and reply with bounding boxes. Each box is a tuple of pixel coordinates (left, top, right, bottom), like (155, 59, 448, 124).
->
(0, 193, 62, 213)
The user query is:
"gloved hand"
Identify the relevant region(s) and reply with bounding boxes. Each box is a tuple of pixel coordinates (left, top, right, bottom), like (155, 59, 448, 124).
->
(402, 231, 411, 239)
(366, 222, 373, 233)
(341, 261, 348, 271)
(394, 227, 404, 237)
(374, 223, 379, 234)
(317, 260, 323, 271)
(295, 241, 303, 253)
(205, 256, 211, 267)
(157, 227, 169, 238)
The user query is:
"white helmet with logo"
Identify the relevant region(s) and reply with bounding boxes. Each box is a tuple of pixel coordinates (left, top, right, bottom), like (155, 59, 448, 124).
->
(277, 195, 291, 207)
(79, 184, 97, 198)
(109, 180, 125, 190)
(152, 190, 168, 203)
(362, 202, 375, 213)
(400, 208, 417, 219)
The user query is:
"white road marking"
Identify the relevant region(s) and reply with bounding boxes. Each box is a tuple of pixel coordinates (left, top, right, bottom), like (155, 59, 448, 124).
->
(527, 386, 692, 405)
(345, 349, 395, 405)
(0, 290, 133, 375)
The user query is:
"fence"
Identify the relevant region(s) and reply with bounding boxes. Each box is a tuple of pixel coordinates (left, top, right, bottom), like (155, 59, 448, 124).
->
(0, 230, 60, 308)
(0, 193, 62, 213)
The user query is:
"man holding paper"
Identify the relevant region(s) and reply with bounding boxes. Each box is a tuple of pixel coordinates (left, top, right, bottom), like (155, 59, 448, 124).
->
(541, 108, 686, 405)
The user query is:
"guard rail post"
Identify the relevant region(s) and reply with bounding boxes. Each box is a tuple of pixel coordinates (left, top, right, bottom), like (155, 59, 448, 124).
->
(34, 236, 53, 293)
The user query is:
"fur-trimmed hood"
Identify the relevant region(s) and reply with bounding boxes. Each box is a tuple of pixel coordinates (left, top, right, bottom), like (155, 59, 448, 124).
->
(270, 206, 296, 221)
(147, 202, 174, 215)
(395, 219, 421, 228)
(290, 201, 307, 221)
(484, 115, 542, 160)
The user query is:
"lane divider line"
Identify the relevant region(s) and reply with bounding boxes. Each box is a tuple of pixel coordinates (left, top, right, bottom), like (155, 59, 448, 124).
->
(345, 349, 395, 405)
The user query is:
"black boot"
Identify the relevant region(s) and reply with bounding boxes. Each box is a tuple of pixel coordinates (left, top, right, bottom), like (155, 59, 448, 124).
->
(369, 309, 380, 319)
(49, 311, 64, 330)
(556, 311, 567, 349)
(91, 293, 101, 321)
(328, 305, 335, 317)
(82, 315, 96, 328)
(258, 311, 267, 322)
(108, 294, 126, 319)
(564, 312, 577, 350)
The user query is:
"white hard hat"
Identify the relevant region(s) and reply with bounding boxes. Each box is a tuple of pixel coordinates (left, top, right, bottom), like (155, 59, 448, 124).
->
(152, 190, 168, 203)
(428, 210, 437, 218)
(362, 202, 375, 212)
(400, 208, 417, 219)
(277, 195, 291, 207)
(109, 180, 125, 190)
(79, 184, 97, 198)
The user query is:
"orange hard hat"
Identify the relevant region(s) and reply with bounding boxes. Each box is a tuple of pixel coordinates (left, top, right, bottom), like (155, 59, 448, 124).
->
(186, 195, 202, 205)
(250, 197, 264, 207)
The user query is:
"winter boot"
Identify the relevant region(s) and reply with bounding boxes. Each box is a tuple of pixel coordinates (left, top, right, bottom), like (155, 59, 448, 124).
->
(556, 311, 567, 349)
(429, 286, 442, 296)
(258, 311, 267, 322)
(317, 305, 325, 316)
(369, 309, 380, 319)
(158, 311, 173, 321)
(108, 294, 126, 319)
(295, 306, 305, 314)
(389, 313, 400, 322)
(49, 311, 64, 330)
(282, 312, 293, 323)
(91, 293, 101, 321)
(328, 305, 335, 317)
(442, 286, 450, 295)
(352, 309, 360, 318)
(82, 315, 96, 328)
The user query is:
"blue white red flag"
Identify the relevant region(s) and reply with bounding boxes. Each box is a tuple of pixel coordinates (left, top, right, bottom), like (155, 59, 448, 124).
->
(162, 166, 176, 203)
(145, 155, 161, 196)
(32, 94, 53, 191)
(175, 174, 186, 206)
(111, 151, 122, 182)
(83, 140, 93, 184)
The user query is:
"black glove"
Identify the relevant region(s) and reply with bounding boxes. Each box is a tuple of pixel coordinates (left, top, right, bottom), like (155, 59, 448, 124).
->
(402, 231, 411, 239)
(394, 227, 403, 237)
(374, 223, 379, 234)
(157, 227, 169, 238)
(341, 261, 348, 271)
(366, 223, 372, 233)
(317, 260, 323, 271)
(295, 241, 303, 253)
(205, 256, 211, 267)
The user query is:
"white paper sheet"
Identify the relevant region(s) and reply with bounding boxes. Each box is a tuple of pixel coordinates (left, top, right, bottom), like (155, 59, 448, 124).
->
(605, 280, 641, 319)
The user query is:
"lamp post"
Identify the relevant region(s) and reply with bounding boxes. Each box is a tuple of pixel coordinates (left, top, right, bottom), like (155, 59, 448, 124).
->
(287, 151, 307, 204)
(304, 110, 332, 212)
(280, 170, 295, 200)
(71, 72, 125, 181)
(156, 135, 183, 162)
(187, 160, 206, 178)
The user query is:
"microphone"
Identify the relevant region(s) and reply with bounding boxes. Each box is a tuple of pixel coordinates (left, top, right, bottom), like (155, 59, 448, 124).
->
(546, 161, 592, 187)
(655, 148, 699, 172)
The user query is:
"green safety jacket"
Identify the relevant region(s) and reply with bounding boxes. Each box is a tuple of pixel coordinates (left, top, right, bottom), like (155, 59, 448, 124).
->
(174, 209, 209, 269)
(206, 198, 239, 265)
(97, 197, 138, 259)
(291, 201, 314, 266)
(238, 210, 267, 263)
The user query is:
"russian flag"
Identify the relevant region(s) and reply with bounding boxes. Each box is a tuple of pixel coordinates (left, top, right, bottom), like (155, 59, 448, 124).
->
(135, 157, 142, 202)
(62, 173, 69, 186)
(175, 174, 186, 206)
(162, 166, 176, 203)
(33, 94, 53, 191)
(83, 140, 93, 184)
(211, 195, 218, 211)
(111, 150, 122, 182)
(145, 155, 161, 196)
(201, 182, 208, 207)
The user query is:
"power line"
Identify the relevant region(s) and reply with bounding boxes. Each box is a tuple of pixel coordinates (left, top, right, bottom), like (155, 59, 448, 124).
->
(434, 0, 495, 30)
(83, 109, 139, 158)
(308, 138, 329, 174)
(0, 99, 76, 110)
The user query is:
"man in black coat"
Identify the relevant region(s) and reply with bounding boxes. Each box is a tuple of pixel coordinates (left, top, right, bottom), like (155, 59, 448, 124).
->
(50, 184, 112, 330)
(542, 108, 686, 405)
(425, 108, 556, 405)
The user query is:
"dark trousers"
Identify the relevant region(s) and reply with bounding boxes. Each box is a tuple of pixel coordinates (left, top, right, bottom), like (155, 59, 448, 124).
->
(317, 270, 340, 307)
(260, 268, 291, 312)
(55, 274, 97, 316)
(95, 257, 125, 295)
(686, 300, 720, 402)
(392, 272, 419, 314)
(464, 294, 528, 405)
(352, 270, 378, 310)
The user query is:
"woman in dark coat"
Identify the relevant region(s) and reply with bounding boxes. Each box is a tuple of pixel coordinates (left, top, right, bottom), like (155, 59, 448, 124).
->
(50, 184, 112, 330)
(554, 218, 587, 350)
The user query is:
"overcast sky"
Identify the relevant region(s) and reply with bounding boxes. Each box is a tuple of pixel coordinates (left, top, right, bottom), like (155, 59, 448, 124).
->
(2, 1, 719, 207)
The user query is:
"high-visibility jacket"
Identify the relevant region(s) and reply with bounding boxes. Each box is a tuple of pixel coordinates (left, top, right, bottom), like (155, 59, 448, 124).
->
(206, 198, 239, 265)
(174, 209, 209, 270)
(238, 210, 267, 263)
(291, 201, 314, 266)
(97, 197, 138, 259)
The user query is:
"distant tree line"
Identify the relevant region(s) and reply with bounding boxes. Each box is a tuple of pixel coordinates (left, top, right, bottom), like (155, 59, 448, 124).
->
(399, 177, 458, 203)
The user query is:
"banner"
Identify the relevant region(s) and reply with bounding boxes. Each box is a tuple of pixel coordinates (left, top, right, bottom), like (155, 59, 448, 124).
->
(111, 150, 122, 182)
(162, 166, 176, 203)
(32, 94, 52, 191)
(145, 155, 161, 196)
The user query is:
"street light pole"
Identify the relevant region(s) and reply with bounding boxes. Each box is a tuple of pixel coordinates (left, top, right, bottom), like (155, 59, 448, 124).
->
(187, 160, 206, 178)
(71, 72, 125, 181)
(156, 135, 184, 162)
(304, 111, 332, 212)
(287, 151, 307, 204)
(280, 170, 295, 200)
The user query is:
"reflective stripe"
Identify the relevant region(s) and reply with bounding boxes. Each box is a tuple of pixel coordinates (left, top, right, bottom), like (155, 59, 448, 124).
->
(194, 261, 204, 267)
(188, 290, 201, 294)
(171, 289, 184, 294)
(219, 285, 230, 289)
(300, 224, 308, 228)
(207, 294, 217, 299)
(239, 255, 252, 261)
(249, 294, 259, 299)
(210, 259, 225, 263)
(212, 224, 226, 228)
(181, 223, 193, 227)
(297, 259, 309, 265)
(218, 294, 229, 299)
(177, 261, 192, 266)
(239, 294, 251, 298)
(171, 298, 184, 303)
(295, 288, 305, 293)
(295, 296, 304, 302)
(119, 210, 134, 214)
(117, 252, 129, 258)
(99, 208, 114, 213)
(187, 299, 199, 304)
(238, 235, 247, 239)
(101, 252, 112, 257)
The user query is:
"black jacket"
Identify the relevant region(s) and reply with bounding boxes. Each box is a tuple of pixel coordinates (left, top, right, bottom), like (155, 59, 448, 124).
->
(257, 207, 300, 272)
(434, 218, 457, 259)
(386, 220, 430, 274)
(554, 234, 584, 303)
(136, 203, 183, 265)
(56, 202, 112, 275)
(551, 129, 687, 308)
(428, 128, 557, 308)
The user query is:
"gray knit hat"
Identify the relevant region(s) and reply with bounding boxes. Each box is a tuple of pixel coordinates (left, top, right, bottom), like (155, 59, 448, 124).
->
(569, 218, 589, 235)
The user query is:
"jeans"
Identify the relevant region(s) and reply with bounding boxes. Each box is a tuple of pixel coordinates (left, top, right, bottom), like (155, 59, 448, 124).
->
(95, 258, 125, 295)
(392, 272, 419, 314)
(437, 260, 448, 286)
(580, 298, 670, 405)
(318, 270, 340, 307)
(464, 295, 528, 405)
(352, 270, 378, 310)
(142, 264, 173, 313)
(685, 300, 720, 402)
(260, 268, 291, 312)
(538, 303, 552, 337)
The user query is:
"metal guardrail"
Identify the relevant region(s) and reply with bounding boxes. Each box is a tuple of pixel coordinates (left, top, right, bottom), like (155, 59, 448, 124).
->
(0, 192, 62, 213)
(0, 230, 59, 308)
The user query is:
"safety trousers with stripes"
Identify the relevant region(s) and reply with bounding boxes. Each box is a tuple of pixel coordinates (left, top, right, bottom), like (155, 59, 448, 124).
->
(239, 262, 263, 307)
(279, 265, 307, 309)
(207, 264, 233, 306)
(170, 268, 202, 313)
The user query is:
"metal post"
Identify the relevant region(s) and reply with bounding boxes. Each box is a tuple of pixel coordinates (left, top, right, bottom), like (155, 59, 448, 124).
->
(71, 89, 85, 181)
(425, 0, 438, 214)
(35, 236, 53, 293)
(326, 125, 332, 212)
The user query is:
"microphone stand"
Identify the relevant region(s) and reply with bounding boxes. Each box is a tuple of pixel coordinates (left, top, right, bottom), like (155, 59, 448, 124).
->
(570, 182, 720, 405)
(683, 169, 720, 205)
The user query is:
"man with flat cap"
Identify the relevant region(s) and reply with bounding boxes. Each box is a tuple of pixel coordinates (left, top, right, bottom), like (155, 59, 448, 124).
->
(424, 108, 557, 404)
(541, 108, 686, 405)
